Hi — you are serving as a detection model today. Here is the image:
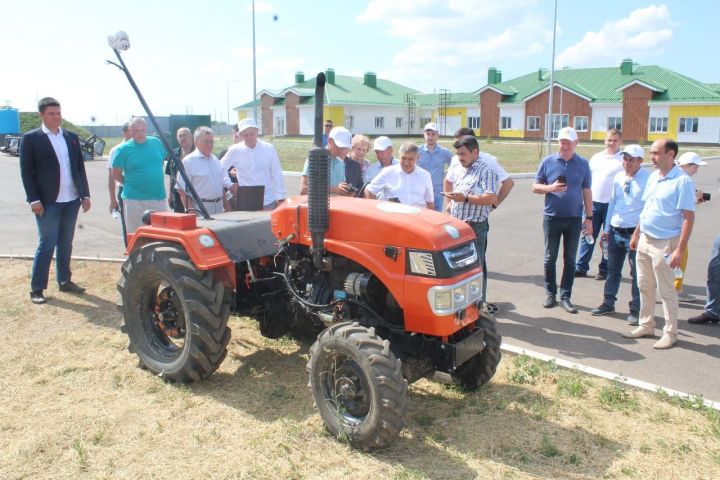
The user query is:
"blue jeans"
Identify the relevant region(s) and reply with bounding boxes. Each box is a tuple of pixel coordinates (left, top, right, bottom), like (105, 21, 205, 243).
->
(705, 234, 720, 320)
(432, 190, 444, 212)
(31, 198, 81, 292)
(576, 201, 608, 275)
(469, 220, 489, 303)
(602, 228, 640, 313)
(543, 215, 582, 300)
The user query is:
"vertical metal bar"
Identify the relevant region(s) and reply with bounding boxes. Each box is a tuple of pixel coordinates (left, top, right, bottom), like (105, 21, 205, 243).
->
(545, 0, 558, 156)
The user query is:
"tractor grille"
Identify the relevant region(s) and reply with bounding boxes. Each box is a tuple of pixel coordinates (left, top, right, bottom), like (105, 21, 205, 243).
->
(443, 242, 478, 270)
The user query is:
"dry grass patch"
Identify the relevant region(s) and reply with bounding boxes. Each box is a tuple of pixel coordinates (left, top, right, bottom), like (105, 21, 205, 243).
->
(1, 259, 719, 479)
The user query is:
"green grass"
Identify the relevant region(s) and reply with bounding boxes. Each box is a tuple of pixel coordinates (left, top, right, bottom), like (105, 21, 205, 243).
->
(100, 134, 720, 174)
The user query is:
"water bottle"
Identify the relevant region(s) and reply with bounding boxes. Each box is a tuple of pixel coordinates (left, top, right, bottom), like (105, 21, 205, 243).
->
(600, 236, 608, 260)
(664, 253, 683, 279)
(112, 208, 120, 219)
(582, 223, 594, 245)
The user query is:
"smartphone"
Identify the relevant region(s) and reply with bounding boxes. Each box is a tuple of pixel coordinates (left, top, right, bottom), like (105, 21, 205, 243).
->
(388, 197, 400, 203)
(702, 192, 711, 201)
(557, 175, 566, 184)
(441, 191, 453, 197)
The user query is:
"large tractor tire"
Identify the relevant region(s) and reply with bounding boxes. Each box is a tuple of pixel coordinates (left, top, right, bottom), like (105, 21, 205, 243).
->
(451, 311, 502, 391)
(118, 241, 231, 383)
(307, 322, 407, 450)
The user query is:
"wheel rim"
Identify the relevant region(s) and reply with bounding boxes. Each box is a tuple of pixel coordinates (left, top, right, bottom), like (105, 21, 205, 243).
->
(320, 353, 371, 428)
(141, 280, 187, 359)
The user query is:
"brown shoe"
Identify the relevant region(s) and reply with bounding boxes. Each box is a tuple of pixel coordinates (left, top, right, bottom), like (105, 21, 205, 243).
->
(653, 334, 677, 349)
(622, 326, 655, 339)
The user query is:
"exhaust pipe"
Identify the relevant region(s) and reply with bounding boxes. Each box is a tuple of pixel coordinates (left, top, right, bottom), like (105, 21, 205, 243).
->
(308, 73, 329, 270)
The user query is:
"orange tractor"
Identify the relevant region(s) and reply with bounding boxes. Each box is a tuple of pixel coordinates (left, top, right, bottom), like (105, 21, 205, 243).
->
(110, 36, 500, 449)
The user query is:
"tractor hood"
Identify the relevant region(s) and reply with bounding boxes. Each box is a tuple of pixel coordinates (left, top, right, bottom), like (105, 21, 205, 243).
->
(272, 196, 476, 251)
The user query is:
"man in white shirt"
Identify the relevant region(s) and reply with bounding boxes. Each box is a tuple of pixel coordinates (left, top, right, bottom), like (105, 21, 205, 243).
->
(222, 118, 286, 210)
(176, 127, 232, 215)
(365, 142, 434, 209)
(575, 128, 624, 280)
(107, 121, 131, 244)
(364, 136, 398, 184)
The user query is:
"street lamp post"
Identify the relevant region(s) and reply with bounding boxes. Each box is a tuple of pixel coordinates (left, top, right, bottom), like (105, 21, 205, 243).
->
(545, 0, 558, 156)
(226, 79, 243, 127)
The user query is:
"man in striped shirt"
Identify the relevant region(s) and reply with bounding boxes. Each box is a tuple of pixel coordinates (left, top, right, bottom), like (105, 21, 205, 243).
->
(444, 135, 499, 306)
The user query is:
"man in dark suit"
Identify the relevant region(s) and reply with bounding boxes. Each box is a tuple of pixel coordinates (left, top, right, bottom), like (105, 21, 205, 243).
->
(20, 97, 91, 304)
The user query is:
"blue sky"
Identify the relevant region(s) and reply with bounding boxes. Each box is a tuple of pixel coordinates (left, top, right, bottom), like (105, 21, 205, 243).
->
(1, 0, 717, 126)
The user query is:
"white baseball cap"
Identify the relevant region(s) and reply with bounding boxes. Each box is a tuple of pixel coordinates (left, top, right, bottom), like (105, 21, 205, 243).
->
(423, 122, 439, 132)
(620, 144, 644, 159)
(237, 117, 259, 134)
(677, 152, 707, 166)
(373, 136, 392, 151)
(557, 127, 578, 142)
(329, 126, 352, 149)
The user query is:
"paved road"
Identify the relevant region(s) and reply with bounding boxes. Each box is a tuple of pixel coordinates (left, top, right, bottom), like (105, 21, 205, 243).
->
(2, 152, 719, 401)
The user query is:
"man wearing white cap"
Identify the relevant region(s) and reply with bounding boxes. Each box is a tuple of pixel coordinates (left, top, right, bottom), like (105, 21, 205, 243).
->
(674, 152, 709, 300)
(590, 144, 650, 325)
(532, 127, 592, 314)
(575, 128, 624, 280)
(623, 138, 696, 349)
(364, 136, 398, 185)
(418, 122, 452, 212)
(300, 126, 351, 195)
(222, 118, 286, 210)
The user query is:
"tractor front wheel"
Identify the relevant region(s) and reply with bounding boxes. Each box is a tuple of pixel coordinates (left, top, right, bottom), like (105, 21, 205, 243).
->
(451, 311, 502, 391)
(307, 322, 407, 450)
(118, 241, 231, 383)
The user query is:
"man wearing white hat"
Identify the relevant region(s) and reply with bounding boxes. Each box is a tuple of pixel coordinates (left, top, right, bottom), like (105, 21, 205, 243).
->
(673, 151, 710, 300)
(623, 138, 696, 349)
(222, 118, 286, 210)
(532, 127, 593, 314)
(364, 136, 398, 185)
(590, 144, 650, 325)
(418, 122, 452, 212)
(300, 126, 351, 195)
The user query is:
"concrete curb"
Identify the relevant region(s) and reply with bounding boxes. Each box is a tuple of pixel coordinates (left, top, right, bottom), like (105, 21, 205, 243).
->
(502, 343, 720, 410)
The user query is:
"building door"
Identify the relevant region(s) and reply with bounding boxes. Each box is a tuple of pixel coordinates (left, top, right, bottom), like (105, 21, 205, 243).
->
(545, 113, 568, 139)
(275, 117, 285, 136)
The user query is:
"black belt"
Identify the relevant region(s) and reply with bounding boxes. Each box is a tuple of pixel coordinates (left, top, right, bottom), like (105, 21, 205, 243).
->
(466, 219, 488, 226)
(200, 197, 222, 203)
(612, 226, 635, 234)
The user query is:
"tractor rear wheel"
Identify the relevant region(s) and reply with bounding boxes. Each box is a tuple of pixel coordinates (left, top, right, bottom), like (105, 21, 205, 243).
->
(307, 322, 407, 450)
(451, 311, 502, 391)
(118, 241, 231, 383)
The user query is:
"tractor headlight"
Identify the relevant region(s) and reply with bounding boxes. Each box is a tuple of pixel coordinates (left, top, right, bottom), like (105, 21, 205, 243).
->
(408, 251, 436, 276)
(468, 278, 482, 303)
(434, 291, 452, 311)
(427, 272, 483, 315)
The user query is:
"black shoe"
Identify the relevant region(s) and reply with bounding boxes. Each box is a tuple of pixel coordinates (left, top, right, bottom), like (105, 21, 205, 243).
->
(574, 270, 588, 278)
(594, 273, 607, 281)
(59, 281, 86, 294)
(591, 303, 615, 316)
(30, 290, 46, 304)
(687, 312, 720, 324)
(543, 295, 557, 308)
(560, 299, 578, 314)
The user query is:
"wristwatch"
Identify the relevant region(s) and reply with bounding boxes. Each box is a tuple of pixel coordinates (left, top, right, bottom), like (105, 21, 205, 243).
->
(463, 193, 469, 203)
(585, 216, 593, 221)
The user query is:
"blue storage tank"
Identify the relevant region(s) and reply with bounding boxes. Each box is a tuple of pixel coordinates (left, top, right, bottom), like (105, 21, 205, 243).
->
(0, 107, 20, 134)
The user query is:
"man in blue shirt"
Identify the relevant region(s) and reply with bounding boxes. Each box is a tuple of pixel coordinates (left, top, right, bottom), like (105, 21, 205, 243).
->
(687, 234, 720, 325)
(417, 122, 452, 212)
(590, 145, 650, 325)
(623, 138, 696, 349)
(532, 127, 593, 314)
(300, 126, 350, 196)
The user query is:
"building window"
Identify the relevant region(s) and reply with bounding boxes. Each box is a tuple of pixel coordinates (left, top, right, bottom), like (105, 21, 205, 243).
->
(409, 118, 415, 129)
(375, 116, 385, 129)
(649, 117, 668, 133)
(678, 117, 699, 133)
(573, 116, 588, 132)
(468, 117, 480, 129)
(420, 117, 431, 128)
(545, 113, 568, 139)
(500, 116, 512, 130)
(343, 115, 354, 130)
(396, 117, 403, 128)
(275, 118, 285, 136)
(527, 116, 540, 131)
(608, 117, 622, 131)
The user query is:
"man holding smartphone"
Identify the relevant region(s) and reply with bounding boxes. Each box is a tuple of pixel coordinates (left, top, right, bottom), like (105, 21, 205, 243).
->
(532, 127, 593, 314)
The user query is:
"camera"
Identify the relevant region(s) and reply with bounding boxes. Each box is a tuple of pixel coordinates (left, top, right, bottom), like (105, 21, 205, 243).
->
(702, 192, 711, 201)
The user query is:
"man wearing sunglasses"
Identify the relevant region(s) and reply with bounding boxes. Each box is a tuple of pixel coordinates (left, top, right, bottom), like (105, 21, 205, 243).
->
(590, 145, 649, 326)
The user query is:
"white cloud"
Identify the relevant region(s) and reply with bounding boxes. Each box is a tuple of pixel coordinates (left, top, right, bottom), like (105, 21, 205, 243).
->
(555, 4, 673, 68)
(355, 0, 551, 91)
(251, 1, 274, 13)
